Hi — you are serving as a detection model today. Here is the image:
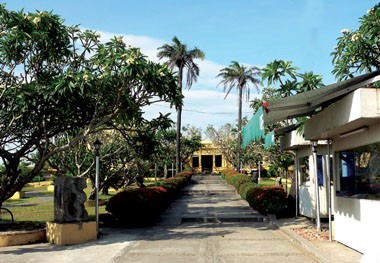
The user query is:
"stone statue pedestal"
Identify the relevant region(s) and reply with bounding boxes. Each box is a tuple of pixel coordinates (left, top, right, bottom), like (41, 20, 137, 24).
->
(47, 176, 96, 245)
(46, 221, 96, 246)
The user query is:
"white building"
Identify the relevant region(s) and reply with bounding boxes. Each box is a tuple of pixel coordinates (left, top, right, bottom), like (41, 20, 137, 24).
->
(304, 87, 380, 254)
(263, 70, 380, 255)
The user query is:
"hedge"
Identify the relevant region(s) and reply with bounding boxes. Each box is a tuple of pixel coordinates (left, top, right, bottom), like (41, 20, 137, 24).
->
(105, 172, 192, 226)
(245, 186, 287, 215)
(220, 169, 288, 216)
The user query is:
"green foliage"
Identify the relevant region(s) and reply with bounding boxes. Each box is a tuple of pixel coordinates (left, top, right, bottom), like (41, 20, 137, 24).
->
(105, 172, 192, 226)
(31, 175, 45, 182)
(220, 169, 288, 216)
(238, 181, 257, 200)
(261, 60, 324, 99)
(105, 186, 168, 225)
(331, 4, 380, 80)
(0, 5, 182, 206)
(246, 186, 287, 215)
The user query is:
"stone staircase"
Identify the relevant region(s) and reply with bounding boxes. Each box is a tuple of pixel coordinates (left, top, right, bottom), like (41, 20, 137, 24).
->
(159, 174, 264, 226)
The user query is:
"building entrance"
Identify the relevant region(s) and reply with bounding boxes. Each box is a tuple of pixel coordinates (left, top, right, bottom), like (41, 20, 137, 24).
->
(201, 155, 213, 173)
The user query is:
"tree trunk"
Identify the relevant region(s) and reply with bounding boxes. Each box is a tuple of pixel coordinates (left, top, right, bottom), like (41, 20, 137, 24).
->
(176, 106, 182, 174)
(237, 85, 243, 172)
(176, 67, 184, 174)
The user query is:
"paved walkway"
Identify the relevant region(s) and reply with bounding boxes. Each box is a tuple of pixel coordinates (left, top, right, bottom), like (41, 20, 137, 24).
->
(0, 174, 362, 263)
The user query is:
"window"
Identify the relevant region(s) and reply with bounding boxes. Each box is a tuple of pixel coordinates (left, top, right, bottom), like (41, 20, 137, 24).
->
(337, 142, 380, 198)
(317, 155, 323, 186)
(299, 155, 324, 186)
(299, 156, 310, 185)
(192, 156, 199, 168)
(215, 155, 222, 167)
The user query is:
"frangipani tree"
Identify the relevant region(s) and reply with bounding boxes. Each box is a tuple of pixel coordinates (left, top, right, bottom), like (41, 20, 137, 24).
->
(332, 3, 380, 80)
(0, 5, 181, 207)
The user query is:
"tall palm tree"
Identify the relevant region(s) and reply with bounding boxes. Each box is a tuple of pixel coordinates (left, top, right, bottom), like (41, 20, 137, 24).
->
(217, 61, 261, 172)
(157, 36, 205, 173)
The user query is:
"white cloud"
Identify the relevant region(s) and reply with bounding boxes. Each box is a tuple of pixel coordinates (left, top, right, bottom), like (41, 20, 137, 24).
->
(143, 89, 257, 133)
(96, 30, 259, 134)
(98, 30, 165, 62)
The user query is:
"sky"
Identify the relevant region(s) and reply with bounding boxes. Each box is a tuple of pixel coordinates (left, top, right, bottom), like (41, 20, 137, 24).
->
(3, 0, 379, 135)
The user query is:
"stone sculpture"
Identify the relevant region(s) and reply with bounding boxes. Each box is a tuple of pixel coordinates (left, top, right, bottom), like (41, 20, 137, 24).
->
(54, 176, 88, 222)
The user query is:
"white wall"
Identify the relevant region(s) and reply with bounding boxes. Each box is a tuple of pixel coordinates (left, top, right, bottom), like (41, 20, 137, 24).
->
(332, 123, 380, 253)
(296, 145, 333, 218)
(335, 197, 380, 253)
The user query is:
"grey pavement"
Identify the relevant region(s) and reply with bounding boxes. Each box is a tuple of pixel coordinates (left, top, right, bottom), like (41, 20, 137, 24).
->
(0, 174, 362, 263)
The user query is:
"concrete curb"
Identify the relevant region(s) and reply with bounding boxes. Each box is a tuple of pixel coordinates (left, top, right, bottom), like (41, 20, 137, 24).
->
(279, 225, 330, 263)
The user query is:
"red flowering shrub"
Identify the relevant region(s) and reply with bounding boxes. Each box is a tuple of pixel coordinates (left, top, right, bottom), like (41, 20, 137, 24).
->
(176, 171, 193, 182)
(221, 169, 237, 181)
(246, 186, 287, 215)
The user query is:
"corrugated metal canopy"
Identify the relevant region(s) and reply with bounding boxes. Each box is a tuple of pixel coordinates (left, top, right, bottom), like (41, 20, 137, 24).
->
(263, 70, 380, 125)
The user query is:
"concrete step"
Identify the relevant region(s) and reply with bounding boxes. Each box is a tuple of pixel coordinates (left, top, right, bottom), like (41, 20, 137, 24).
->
(181, 190, 236, 196)
(180, 216, 264, 224)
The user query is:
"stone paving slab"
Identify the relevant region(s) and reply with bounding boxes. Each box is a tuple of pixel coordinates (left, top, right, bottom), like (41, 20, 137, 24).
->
(113, 222, 319, 263)
(0, 174, 363, 263)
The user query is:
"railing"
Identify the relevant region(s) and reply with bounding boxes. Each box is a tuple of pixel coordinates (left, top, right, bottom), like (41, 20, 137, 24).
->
(0, 207, 14, 223)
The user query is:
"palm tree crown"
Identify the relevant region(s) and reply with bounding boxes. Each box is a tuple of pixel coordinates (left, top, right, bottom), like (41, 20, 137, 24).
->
(261, 60, 298, 87)
(217, 61, 261, 100)
(157, 36, 205, 88)
(297, 71, 324, 92)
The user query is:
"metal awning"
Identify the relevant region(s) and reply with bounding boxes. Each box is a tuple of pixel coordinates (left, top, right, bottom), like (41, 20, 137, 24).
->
(242, 107, 275, 148)
(263, 70, 380, 125)
(242, 107, 265, 148)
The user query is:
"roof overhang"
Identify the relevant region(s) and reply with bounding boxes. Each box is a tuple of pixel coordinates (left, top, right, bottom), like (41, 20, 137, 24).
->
(279, 130, 309, 151)
(263, 70, 380, 126)
(304, 88, 380, 140)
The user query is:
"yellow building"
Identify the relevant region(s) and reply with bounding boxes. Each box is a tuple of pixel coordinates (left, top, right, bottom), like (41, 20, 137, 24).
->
(189, 140, 232, 174)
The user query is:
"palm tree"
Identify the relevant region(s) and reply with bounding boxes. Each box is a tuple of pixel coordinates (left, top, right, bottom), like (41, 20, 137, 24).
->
(297, 71, 324, 92)
(157, 36, 205, 173)
(261, 60, 298, 85)
(217, 61, 261, 172)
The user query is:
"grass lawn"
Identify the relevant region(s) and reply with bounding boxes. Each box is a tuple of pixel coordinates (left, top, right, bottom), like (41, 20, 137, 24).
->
(259, 178, 277, 186)
(2, 183, 114, 223)
(259, 177, 292, 194)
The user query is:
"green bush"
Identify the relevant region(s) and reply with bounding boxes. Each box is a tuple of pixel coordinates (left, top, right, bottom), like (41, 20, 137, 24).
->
(221, 169, 237, 181)
(31, 175, 45, 182)
(106, 186, 168, 226)
(221, 170, 288, 217)
(233, 175, 251, 190)
(246, 186, 287, 215)
(238, 181, 257, 199)
(105, 172, 192, 226)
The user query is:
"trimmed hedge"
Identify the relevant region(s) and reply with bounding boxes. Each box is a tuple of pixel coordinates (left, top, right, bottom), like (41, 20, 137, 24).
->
(245, 186, 287, 215)
(220, 169, 288, 216)
(105, 172, 192, 226)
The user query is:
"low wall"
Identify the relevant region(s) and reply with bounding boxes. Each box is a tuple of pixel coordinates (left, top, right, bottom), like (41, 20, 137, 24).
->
(0, 229, 46, 247)
(335, 196, 380, 253)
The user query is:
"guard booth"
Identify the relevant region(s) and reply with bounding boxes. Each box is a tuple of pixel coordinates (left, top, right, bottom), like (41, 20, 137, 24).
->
(262, 70, 380, 256)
